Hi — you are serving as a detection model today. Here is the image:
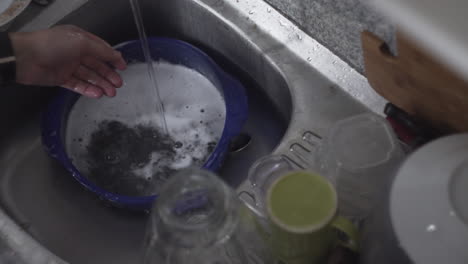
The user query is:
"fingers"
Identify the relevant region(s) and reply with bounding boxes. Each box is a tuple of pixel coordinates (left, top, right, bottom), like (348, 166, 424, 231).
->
(61, 25, 127, 70)
(84, 37, 127, 71)
(50, 25, 126, 98)
(62, 76, 104, 99)
(63, 60, 121, 98)
(74, 65, 117, 97)
(82, 56, 123, 87)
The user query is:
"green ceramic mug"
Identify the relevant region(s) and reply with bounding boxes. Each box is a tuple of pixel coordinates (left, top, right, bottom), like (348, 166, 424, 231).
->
(264, 171, 358, 264)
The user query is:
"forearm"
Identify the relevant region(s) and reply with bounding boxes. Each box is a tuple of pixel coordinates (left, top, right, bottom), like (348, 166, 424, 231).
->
(0, 32, 16, 84)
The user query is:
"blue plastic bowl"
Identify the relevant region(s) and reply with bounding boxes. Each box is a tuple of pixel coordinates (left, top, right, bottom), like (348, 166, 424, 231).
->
(41, 38, 248, 211)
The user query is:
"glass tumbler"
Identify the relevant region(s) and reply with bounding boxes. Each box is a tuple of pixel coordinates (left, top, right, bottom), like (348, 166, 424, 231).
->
(143, 168, 273, 264)
(317, 113, 405, 220)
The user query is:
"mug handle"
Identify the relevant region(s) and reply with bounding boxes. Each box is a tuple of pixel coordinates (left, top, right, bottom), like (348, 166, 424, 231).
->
(330, 216, 360, 252)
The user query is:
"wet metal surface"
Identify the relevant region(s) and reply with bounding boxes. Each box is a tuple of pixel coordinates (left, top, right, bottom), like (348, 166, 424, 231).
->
(0, 0, 385, 263)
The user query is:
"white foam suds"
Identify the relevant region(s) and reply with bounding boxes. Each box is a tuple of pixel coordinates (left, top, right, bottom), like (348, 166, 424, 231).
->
(132, 112, 218, 180)
(0, 0, 13, 14)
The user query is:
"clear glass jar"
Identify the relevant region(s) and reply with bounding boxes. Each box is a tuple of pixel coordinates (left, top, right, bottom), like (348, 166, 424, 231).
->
(143, 168, 273, 264)
(317, 113, 405, 220)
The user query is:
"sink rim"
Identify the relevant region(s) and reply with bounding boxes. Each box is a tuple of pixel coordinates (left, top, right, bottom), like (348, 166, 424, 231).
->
(0, 0, 386, 263)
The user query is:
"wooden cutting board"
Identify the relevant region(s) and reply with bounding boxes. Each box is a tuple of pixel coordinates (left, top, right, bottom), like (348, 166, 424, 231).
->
(362, 31, 468, 133)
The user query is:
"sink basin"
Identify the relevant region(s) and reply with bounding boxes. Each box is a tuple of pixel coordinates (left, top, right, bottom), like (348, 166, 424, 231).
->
(0, 0, 386, 263)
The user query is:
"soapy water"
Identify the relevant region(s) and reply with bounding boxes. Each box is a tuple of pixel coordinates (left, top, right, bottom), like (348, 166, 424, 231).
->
(66, 62, 226, 197)
(84, 118, 217, 196)
(0, 0, 13, 14)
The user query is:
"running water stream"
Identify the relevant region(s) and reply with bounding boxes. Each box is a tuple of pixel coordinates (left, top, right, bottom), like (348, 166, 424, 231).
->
(129, 0, 169, 134)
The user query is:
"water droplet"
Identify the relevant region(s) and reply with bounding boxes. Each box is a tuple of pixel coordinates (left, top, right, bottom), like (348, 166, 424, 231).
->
(267, 7, 272, 13)
(200, 109, 205, 113)
(307, 57, 312, 62)
(426, 224, 437, 232)
(174, 142, 183, 149)
(278, 20, 286, 27)
(249, 10, 254, 14)
(296, 33, 303, 40)
(332, 60, 337, 65)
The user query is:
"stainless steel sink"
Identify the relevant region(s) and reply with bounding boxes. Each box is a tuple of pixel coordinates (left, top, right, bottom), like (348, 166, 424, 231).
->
(0, 0, 386, 263)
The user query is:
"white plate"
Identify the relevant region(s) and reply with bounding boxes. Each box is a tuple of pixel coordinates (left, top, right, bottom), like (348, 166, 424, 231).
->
(0, 0, 31, 27)
(391, 134, 468, 264)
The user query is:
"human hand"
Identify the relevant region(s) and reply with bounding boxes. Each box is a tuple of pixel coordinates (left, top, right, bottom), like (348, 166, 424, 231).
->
(10, 25, 127, 98)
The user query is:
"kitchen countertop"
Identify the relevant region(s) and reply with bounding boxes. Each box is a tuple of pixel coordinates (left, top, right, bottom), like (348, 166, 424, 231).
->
(263, 0, 395, 74)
